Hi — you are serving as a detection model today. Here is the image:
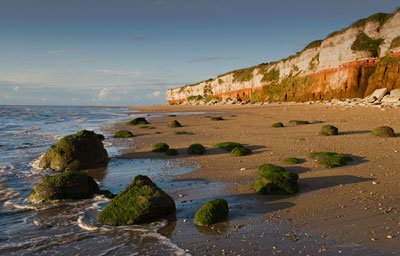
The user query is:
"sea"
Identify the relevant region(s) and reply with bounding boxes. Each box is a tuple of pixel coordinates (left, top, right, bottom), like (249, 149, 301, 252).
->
(0, 105, 192, 256)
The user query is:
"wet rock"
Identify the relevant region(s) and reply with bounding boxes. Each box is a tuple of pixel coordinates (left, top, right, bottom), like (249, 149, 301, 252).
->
(97, 175, 175, 225)
(194, 198, 229, 226)
(39, 130, 108, 172)
(29, 170, 99, 202)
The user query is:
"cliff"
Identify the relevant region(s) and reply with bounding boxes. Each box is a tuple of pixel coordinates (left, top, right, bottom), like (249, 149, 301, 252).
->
(166, 10, 400, 104)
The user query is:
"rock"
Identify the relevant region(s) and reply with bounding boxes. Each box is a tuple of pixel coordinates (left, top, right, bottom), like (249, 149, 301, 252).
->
(231, 147, 252, 156)
(168, 120, 183, 128)
(367, 96, 377, 103)
(128, 117, 149, 125)
(319, 125, 339, 136)
(272, 122, 284, 128)
(381, 89, 400, 103)
(309, 152, 352, 168)
(367, 88, 387, 102)
(152, 142, 169, 152)
(194, 198, 229, 226)
(28, 170, 99, 202)
(371, 126, 395, 137)
(165, 148, 178, 156)
(253, 165, 299, 195)
(113, 130, 134, 138)
(39, 130, 108, 172)
(188, 144, 205, 155)
(97, 175, 175, 225)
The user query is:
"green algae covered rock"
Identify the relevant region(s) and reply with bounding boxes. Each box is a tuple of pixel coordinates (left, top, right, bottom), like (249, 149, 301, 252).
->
(194, 199, 229, 226)
(168, 120, 183, 128)
(231, 147, 252, 156)
(97, 175, 175, 225)
(28, 170, 99, 202)
(165, 148, 178, 156)
(152, 143, 169, 152)
(39, 130, 108, 172)
(254, 164, 299, 195)
(188, 144, 205, 155)
(214, 142, 243, 152)
(128, 117, 149, 125)
(210, 116, 224, 121)
(371, 126, 395, 137)
(320, 125, 338, 136)
(280, 157, 300, 164)
(272, 122, 284, 128)
(289, 120, 310, 125)
(113, 130, 134, 138)
(309, 152, 352, 168)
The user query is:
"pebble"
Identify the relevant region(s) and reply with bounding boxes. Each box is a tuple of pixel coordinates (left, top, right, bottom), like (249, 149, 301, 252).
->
(372, 181, 378, 185)
(387, 235, 393, 239)
(240, 168, 246, 171)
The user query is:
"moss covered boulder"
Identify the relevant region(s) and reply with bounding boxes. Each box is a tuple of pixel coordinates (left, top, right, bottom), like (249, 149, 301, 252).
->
(152, 142, 169, 152)
(97, 175, 175, 225)
(320, 125, 338, 136)
(272, 122, 284, 128)
(128, 117, 149, 125)
(280, 157, 300, 164)
(194, 199, 229, 226)
(114, 130, 134, 138)
(28, 171, 99, 202)
(168, 120, 183, 128)
(231, 147, 252, 156)
(39, 130, 108, 172)
(188, 144, 205, 155)
(210, 116, 224, 121)
(289, 120, 310, 125)
(254, 164, 299, 195)
(371, 126, 395, 137)
(309, 152, 352, 168)
(214, 142, 243, 152)
(165, 148, 178, 156)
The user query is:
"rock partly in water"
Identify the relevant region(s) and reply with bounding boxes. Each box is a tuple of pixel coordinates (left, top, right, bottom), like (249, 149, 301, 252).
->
(28, 170, 99, 202)
(371, 126, 395, 137)
(319, 125, 338, 136)
(152, 142, 170, 152)
(39, 130, 108, 172)
(194, 198, 229, 226)
(188, 144, 205, 155)
(97, 175, 175, 225)
(254, 164, 299, 195)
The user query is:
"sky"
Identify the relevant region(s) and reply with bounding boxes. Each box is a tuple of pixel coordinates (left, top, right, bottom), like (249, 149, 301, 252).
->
(0, 0, 399, 106)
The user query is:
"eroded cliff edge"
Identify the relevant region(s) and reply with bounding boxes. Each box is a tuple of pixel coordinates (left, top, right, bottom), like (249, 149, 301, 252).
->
(166, 10, 400, 104)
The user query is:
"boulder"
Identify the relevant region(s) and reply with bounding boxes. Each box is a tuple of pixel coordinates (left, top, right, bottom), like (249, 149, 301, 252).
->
(381, 89, 400, 103)
(231, 147, 251, 156)
(97, 175, 175, 225)
(188, 144, 205, 155)
(366, 88, 387, 102)
(28, 170, 99, 202)
(371, 126, 395, 137)
(168, 120, 183, 128)
(152, 142, 169, 152)
(194, 198, 229, 226)
(319, 125, 338, 136)
(39, 130, 108, 172)
(254, 164, 299, 195)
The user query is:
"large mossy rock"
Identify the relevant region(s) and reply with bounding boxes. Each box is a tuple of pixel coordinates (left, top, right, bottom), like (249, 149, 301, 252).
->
(309, 152, 352, 168)
(28, 171, 99, 202)
(371, 126, 395, 137)
(194, 198, 229, 226)
(254, 164, 299, 195)
(188, 144, 205, 155)
(97, 175, 175, 225)
(320, 125, 338, 136)
(214, 142, 243, 152)
(128, 117, 149, 125)
(39, 130, 108, 172)
(168, 120, 183, 128)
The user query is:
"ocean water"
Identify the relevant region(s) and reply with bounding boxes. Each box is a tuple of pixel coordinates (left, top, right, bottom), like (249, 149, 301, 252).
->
(0, 105, 192, 256)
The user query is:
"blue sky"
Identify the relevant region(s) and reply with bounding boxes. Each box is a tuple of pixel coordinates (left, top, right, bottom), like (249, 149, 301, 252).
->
(0, 0, 399, 106)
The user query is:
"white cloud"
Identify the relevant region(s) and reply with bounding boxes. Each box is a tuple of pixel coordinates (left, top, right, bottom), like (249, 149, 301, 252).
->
(96, 87, 114, 101)
(152, 91, 161, 97)
(13, 86, 19, 91)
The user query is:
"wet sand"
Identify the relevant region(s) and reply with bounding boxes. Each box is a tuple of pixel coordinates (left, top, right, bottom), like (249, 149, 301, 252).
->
(115, 103, 400, 255)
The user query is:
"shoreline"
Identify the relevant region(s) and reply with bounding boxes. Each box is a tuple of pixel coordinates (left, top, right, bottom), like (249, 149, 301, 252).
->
(109, 103, 400, 254)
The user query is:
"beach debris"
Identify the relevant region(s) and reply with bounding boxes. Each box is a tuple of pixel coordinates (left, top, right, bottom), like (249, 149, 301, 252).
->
(39, 130, 108, 172)
(309, 152, 352, 168)
(371, 126, 395, 137)
(113, 130, 135, 138)
(28, 170, 99, 202)
(253, 164, 299, 195)
(319, 125, 339, 136)
(127, 117, 149, 125)
(188, 144, 205, 155)
(280, 157, 301, 164)
(152, 142, 169, 152)
(272, 122, 284, 128)
(165, 148, 178, 156)
(168, 120, 183, 128)
(97, 175, 175, 225)
(194, 198, 229, 226)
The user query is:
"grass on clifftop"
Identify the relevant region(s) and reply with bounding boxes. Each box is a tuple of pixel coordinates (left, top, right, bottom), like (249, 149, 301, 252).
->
(391, 36, 400, 49)
(351, 32, 383, 57)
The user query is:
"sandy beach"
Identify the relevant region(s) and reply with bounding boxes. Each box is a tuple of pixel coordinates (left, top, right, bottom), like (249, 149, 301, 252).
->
(113, 103, 400, 255)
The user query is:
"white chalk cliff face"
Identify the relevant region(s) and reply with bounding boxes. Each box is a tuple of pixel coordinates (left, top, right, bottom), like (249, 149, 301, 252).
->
(167, 10, 400, 104)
